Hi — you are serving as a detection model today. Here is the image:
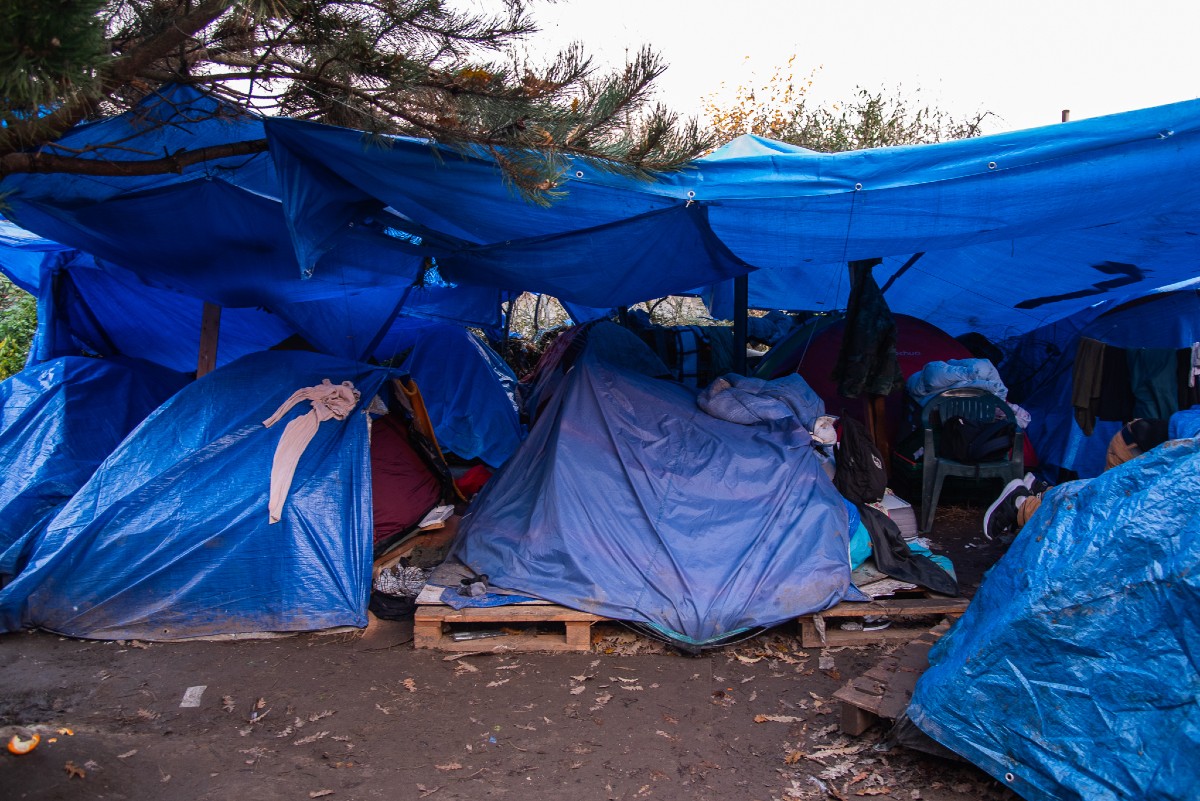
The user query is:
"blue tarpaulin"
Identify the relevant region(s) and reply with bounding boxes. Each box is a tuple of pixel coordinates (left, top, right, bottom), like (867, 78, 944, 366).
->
(452, 341, 859, 645)
(0, 356, 187, 583)
(0, 351, 393, 639)
(6, 87, 1200, 352)
(908, 437, 1200, 801)
(373, 317, 524, 467)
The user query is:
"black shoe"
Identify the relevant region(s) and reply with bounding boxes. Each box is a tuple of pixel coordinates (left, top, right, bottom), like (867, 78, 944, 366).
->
(983, 479, 1030, 540)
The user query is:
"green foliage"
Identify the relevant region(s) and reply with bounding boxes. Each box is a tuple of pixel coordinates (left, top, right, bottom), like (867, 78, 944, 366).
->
(0, 275, 37, 380)
(706, 61, 993, 152)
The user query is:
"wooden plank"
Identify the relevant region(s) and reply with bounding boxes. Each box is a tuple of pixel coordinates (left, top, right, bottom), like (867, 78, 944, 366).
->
(834, 621, 952, 734)
(803, 621, 953, 648)
(413, 602, 605, 652)
(417, 605, 603, 624)
(197, 302, 221, 377)
(840, 703, 878, 736)
(818, 597, 969, 618)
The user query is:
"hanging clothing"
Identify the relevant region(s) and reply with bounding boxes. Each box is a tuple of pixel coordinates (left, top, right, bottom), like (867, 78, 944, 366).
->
(1071, 337, 1106, 436)
(833, 258, 903, 399)
(1127, 349, 1179, 419)
(263, 379, 360, 524)
(1095, 345, 1135, 422)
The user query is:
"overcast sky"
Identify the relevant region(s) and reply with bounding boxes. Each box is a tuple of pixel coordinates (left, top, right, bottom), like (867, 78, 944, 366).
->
(516, 0, 1200, 135)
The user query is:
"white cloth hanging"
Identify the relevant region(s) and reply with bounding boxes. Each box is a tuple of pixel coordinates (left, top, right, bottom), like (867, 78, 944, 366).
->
(263, 379, 360, 524)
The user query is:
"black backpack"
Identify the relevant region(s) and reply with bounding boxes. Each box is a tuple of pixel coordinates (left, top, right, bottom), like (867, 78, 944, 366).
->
(940, 416, 1013, 464)
(834, 417, 887, 504)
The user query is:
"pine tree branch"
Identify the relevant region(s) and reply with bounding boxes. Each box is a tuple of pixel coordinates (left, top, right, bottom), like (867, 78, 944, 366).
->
(0, 138, 269, 179)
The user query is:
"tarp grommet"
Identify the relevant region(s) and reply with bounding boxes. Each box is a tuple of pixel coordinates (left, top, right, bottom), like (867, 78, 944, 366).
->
(988, 162, 997, 170)
(575, 170, 584, 178)
(854, 182, 863, 191)
(1004, 773, 1015, 783)
(686, 190, 696, 198)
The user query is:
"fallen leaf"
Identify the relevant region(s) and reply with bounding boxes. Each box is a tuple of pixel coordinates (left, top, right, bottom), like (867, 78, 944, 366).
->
(610, 676, 639, 683)
(222, 696, 236, 713)
(855, 789, 893, 797)
(64, 761, 86, 779)
(515, 724, 537, 731)
(255, 697, 267, 710)
(785, 751, 804, 764)
(56, 728, 74, 736)
(402, 678, 417, 693)
(375, 703, 391, 715)
(589, 693, 612, 711)
(569, 685, 585, 695)
(618, 684, 644, 691)
(276, 726, 294, 738)
(293, 731, 330, 746)
(309, 791, 335, 798)
(754, 714, 804, 723)
(454, 662, 479, 674)
(130, 640, 150, 650)
(308, 710, 335, 723)
(136, 708, 160, 721)
(570, 674, 589, 682)
(435, 762, 462, 771)
(735, 654, 762, 664)
(161, 773, 172, 783)
(486, 678, 510, 688)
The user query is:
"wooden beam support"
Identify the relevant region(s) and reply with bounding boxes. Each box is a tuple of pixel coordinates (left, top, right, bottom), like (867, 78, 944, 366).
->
(198, 302, 221, 378)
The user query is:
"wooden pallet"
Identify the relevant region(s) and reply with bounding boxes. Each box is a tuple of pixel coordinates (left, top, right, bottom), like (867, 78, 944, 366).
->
(413, 603, 606, 652)
(799, 594, 968, 648)
(833, 620, 950, 735)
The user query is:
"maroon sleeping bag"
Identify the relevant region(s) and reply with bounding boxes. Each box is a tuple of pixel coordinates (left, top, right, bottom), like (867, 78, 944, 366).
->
(371, 415, 442, 545)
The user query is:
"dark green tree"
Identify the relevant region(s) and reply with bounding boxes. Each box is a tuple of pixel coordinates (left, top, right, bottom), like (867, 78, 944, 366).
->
(0, 276, 37, 379)
(0, 0, 711, 197)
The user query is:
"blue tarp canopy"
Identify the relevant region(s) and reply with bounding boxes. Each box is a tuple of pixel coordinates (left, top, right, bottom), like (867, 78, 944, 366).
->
(452, 333, 859, 645)
(0, 351, 393, 639)
(266, 102, 1200, 341)
(5, 86, 1200, 352)
(908, 437, 1200, 800)
(0, 86, 504, 365)
(0, 356, 187, 583)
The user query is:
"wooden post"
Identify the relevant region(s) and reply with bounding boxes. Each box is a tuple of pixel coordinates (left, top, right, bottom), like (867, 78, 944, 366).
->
(197, 302, 221, 378)
(732, 275, 749, 375)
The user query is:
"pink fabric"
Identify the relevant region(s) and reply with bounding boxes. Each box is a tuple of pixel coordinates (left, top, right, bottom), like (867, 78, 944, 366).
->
(263, 379, 360, 524)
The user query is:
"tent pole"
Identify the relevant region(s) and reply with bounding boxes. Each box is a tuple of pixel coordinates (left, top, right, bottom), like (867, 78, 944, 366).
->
(197, 302, 221, 378)
(732, 275, 749, 375)
(501, 293, 513, 359)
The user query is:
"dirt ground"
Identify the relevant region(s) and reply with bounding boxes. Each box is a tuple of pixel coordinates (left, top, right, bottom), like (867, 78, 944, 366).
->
(1, 496, 1020, 801)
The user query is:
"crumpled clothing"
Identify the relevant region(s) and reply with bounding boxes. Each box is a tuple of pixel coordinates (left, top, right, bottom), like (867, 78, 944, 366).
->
(906, 359, 1008, 406)
(373, 565, 431, 598)
(697, 372, 824, 429)
(1008, 402, 1032, 430)
(263, 379, 360, 524)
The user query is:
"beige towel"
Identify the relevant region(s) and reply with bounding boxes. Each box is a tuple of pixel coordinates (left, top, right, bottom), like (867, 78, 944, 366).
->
(263, 379, 360, 524)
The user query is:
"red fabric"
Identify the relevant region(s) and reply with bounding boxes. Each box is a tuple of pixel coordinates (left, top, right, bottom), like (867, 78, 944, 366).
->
(773, 315, 974, 447)
(455, 464, 493, 498)
(371, 415, 442, 544)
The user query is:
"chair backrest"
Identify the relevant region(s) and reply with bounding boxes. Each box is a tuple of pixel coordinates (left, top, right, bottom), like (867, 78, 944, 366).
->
(921, 387, 1015, 429)
(922, 387, 1019, 463)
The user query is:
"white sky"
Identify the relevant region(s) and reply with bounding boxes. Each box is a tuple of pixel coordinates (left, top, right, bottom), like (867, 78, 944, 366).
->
(517, 0, 1200, 134)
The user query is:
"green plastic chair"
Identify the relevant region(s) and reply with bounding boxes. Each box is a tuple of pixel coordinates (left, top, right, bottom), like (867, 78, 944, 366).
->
(919, 387, 1023, 533)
